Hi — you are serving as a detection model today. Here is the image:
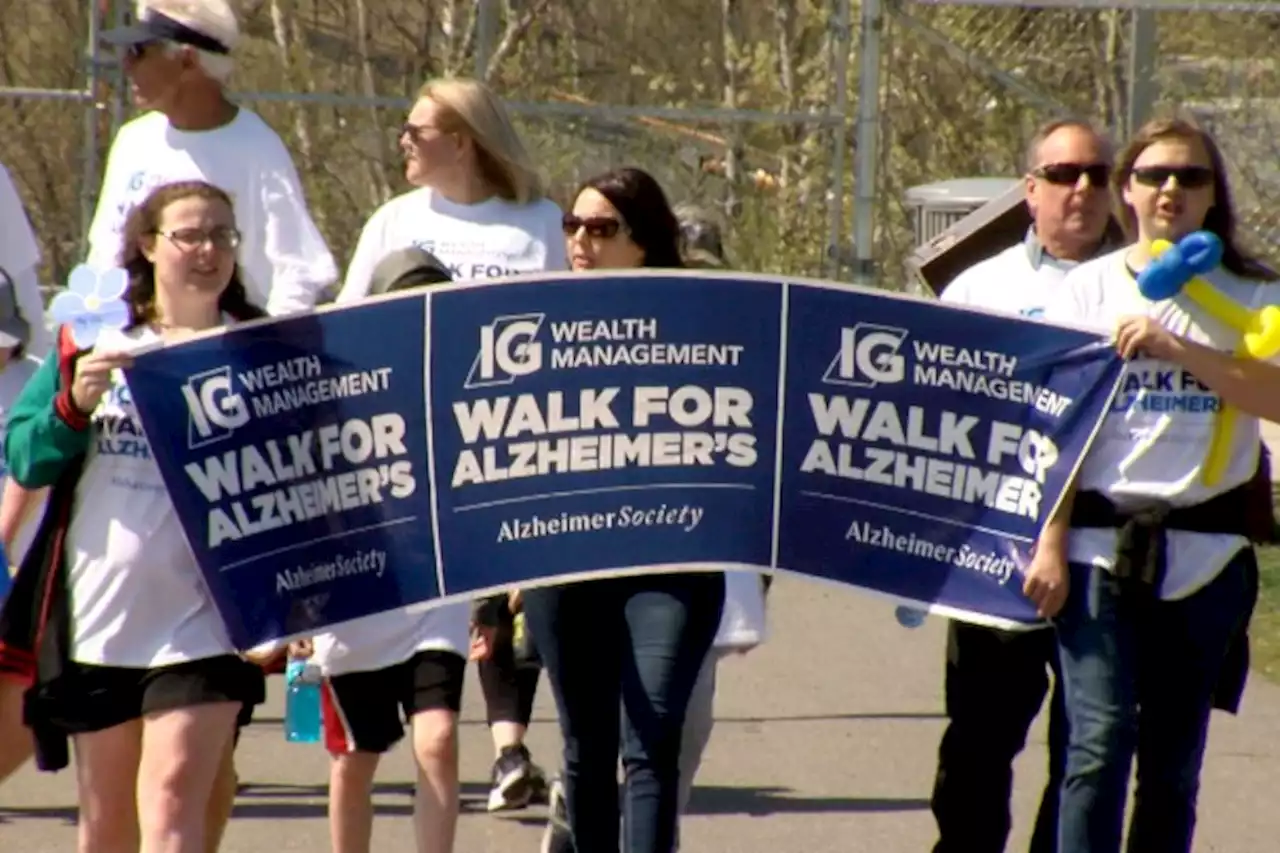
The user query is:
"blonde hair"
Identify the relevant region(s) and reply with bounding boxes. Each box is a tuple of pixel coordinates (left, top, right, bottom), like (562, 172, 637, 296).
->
(417, 78, 544, 204)
(141, 0, 238, 84)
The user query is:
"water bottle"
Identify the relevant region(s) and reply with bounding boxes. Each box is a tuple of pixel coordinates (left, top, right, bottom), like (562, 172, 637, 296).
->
(0, 542, 10, 605)
(284, 658, 322, 743)
(895, 605, 928, 629)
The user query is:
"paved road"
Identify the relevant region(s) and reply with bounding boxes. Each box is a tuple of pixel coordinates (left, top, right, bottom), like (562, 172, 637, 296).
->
(2, 576, 1278, 851)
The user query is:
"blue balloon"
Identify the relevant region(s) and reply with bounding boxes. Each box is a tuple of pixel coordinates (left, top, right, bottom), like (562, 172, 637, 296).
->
(1137, 244, 1191, 301)
(1180, 230, 1224, 275)
(1135, 230, 1225, 301)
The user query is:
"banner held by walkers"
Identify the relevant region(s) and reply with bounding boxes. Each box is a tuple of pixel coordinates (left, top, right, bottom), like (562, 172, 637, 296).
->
(123, 271, 1124, 649)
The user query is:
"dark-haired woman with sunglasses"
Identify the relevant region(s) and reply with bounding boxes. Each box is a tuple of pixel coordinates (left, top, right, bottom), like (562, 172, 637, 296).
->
(526, 167, 726, 853)
(1042, 118, 1279, 852)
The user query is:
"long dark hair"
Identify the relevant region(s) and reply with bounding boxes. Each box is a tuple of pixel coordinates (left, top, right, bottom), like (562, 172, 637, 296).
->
(117, 180, 265, 327)
(578, 168, 683, 268)
(1111, 117, 1274, 280)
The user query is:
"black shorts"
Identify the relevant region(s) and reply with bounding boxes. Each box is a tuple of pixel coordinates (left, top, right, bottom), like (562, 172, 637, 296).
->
(232, 666, 270, 746)
(322, 649, 465, 755)
(54, 655, 267, 735)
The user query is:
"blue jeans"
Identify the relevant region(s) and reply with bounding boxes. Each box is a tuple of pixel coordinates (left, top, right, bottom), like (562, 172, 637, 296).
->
(523, 572, 725, 853)
(1054, 550, 1253, 853)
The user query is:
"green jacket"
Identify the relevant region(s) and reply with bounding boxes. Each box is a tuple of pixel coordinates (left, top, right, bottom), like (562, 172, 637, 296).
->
(4, 344, 93, 489)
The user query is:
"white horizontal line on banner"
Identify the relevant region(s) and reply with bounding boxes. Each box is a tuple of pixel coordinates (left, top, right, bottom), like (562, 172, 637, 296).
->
(452, 482, 757, 513)
(799, 490, 1035, 543)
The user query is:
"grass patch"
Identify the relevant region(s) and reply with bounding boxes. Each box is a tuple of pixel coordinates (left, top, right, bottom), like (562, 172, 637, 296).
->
(1252, 547, 1280, 682)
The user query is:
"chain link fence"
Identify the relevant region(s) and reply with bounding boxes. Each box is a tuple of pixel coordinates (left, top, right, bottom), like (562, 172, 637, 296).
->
(1, 0, 1278, 295)
(878, 0, 1280, 281)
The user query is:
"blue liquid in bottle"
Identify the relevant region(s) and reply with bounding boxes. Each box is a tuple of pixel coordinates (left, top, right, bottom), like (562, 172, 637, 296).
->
(895, 605, 928, 629)
(0, 543, 10, 605)
(284, 659, 322, 743)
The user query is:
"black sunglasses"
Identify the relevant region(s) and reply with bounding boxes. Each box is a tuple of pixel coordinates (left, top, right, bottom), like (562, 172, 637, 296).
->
(1032, 162, 1111, 187)
(1130, 165, 1214, 189)
(562, 214, 623, 239)
(126, 40, 159, 60)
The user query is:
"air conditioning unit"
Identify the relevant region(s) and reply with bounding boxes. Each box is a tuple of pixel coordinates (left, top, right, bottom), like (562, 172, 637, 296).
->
(902, 177, 1029, 297)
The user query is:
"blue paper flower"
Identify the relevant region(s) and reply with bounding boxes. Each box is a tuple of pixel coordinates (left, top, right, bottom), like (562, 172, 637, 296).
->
(50, 265, 131, 349)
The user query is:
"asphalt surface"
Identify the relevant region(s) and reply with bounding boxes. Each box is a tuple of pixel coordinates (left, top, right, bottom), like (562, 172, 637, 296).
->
(2, 576, 1278, 852)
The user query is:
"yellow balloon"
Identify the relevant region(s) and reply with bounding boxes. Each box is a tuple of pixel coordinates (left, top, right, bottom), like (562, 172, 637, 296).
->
(1149, 237, 1280, 360)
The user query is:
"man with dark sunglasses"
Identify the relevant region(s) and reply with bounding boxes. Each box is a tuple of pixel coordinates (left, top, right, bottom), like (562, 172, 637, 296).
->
(87, 0, 336, 317)
(930, 117, 1118, 853)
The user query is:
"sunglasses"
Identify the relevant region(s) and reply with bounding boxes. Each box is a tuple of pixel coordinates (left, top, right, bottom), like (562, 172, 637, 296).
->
(1130, 165, 1214, 189)
(158, 227, 242, 252)
(562, 214, 623, 239)
(399, 122, 451, 143)
(125, 40, 160, 61)
(1032, 162, 1111, 187)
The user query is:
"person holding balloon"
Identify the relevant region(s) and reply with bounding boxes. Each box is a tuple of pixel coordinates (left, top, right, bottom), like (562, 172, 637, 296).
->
(1041, 116, 1278, 853)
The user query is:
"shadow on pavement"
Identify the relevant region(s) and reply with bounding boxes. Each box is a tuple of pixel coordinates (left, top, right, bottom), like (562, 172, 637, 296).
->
(0, 782, 930, 825)
(249, 710, 946, 729)
(686, 785, 929, 816)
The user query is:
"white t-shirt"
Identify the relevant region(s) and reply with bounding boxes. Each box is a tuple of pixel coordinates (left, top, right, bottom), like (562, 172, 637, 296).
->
(1044, 248, 1280, 599)
(941, 235, 1087, 318)
(0, 163, 52, 359)
(336, 187, 568, 301)
(0, 355, 50, 566)
(310, 605, 472, 678)
(86, 108, 337, 315)
(315, 187, 565, 676)
(66, 327, 233, 667)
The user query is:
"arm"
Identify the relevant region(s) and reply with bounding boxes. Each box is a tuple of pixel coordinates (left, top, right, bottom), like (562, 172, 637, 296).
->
(1022, 478, 1075, 619)
(0, 478, 47, 551)
(84, 131, 134, 271)
(1160, 339, 1280, 423)
(4, 347, 93, 489)
(258, 153, 339, 316)
(334, 205, 389, 305)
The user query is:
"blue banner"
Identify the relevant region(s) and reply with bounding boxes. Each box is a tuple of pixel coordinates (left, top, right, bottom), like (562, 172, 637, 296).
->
(123, 272, 1123, 649)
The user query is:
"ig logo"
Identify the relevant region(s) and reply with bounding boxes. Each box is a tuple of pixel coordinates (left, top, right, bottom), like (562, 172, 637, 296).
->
(822, 323, 909, 388)
(464, 314, 545, 389)
(181, 366, 250, 449)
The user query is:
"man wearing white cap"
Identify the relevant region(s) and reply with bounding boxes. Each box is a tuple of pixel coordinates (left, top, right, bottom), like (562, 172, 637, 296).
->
(88, 0, 337, 315)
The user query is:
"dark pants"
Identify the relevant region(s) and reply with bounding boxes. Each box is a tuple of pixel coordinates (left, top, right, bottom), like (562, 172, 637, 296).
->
(523, 571, 725, 853)
(478, 603, 540, 727)
(1055, 550, 1253, 853)
(931, 622, 1066, 853)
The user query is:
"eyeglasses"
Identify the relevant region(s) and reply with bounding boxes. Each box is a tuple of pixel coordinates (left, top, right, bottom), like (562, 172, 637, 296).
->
(562, 215, 624, 239)
(125, 40, 158, 61)
(1032, 162, 1111, 187)
(158, 227, 242, 252)
(1130, 165, 1214, 189)
(400, 122, 444, 143)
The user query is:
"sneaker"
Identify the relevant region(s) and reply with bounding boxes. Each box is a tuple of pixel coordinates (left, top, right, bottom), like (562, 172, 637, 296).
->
(527, 759, 550, 805)
(540, 776, 573, 853)
(486, 744, 535, 812)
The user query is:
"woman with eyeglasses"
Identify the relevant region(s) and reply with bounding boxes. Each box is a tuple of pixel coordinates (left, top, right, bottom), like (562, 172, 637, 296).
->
(529, 167, 727, 853)
(0, 180, 266, 853)
(322, 76, 565, 853)
(1042, 118, 1278, 852)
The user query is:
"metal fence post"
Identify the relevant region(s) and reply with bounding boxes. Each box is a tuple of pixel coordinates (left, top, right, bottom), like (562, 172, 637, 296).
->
(824, 0, 853, 281)
(475, 0, 498, 81)
(78, 0, 101, 258)
(1126, 8, 1158, 137)
(851, 0, 883, 287)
